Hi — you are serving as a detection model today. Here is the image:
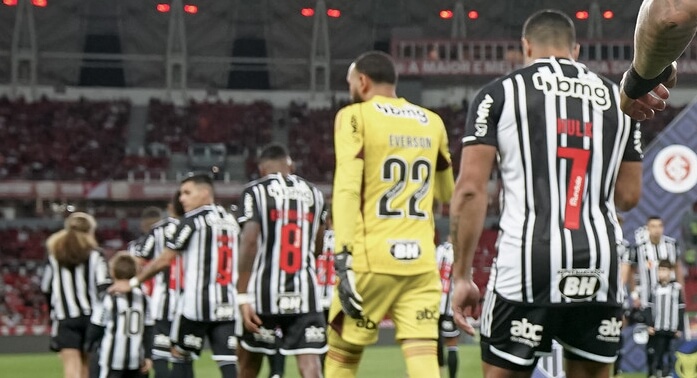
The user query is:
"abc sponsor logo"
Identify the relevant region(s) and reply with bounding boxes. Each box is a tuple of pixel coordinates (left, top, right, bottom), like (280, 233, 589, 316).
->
(510, 318, 543, 347)
(304, 326, 326, 343)
(416, 307, 438, 322)
(597, 317, 622, 342)
(356, 316, 377, 330)
(183, 334, 203, 349)
(557, 269, 604, 301)
(153, 334, 171, 348)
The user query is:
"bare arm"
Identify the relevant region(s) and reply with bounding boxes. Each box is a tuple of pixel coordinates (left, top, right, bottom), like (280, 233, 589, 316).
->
(449, 144, 496, 334)
(237, 221, 263, 333)
(137, 249, 176, 284)
(450, 144, 496, 280)
(108, 249, 176, 294)
(237, 221, 260, 295)
(615, 161, 642, 211)
(633, 0, 697, 79)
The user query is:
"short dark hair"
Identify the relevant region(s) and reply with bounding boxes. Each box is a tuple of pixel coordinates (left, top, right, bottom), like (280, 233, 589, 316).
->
(523, 9, 576, 50)
(658, 259, 673, 269)
(110, 251, 137, 280)
(181, 171, 214, 186)
(353, 51, 397, 85)
(171, 190, 185, 217)
(647, 215, 663, 222)
(141, 206, 162, 220)
(259, 143, 290, 162)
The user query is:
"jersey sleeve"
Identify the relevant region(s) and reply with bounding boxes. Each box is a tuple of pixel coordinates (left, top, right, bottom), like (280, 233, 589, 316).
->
(134, 233, 156, 260)
(237, 186, 261, 226)
(462, 81, 505, 147)
(332, 105, 365, 254)
(166, 216, 195, 251)
(90, 294, 113, 327)
(40, 260, 52, 295)
(622, 120, 643, 162)
(94, 251, 112, 289)
(143, 291, 155, 327)
(434, 119, 455, 203)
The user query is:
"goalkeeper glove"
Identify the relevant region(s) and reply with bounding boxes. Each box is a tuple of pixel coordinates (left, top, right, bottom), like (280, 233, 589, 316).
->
(334, 248, 364, 319)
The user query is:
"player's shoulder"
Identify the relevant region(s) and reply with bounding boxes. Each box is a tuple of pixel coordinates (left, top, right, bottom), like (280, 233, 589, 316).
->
(663, 235, 678, 244)
(150, 217, 169, 231)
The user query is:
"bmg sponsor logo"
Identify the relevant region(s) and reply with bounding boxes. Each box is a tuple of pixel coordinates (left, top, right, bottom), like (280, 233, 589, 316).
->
(510, 318, 543, 347)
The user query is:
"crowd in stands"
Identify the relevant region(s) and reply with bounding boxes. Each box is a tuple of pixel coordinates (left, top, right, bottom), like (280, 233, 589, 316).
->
(0, 97, 130, 181)
(145, 99, 272, 154)
(0, 97, 686, 183)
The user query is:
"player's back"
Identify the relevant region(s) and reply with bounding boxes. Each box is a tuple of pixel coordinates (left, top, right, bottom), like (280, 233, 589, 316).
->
(240, 173, 326, 315)
(167, 204, 240, 321)
(464, 57, 641, 306)
(345, 95, 450, 275)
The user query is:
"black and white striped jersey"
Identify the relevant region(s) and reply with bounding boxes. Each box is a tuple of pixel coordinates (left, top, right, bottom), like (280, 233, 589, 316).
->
(134, 217, 184, 321)
(436, 242, 454, 316)
(41, 249, 112, 320)
(166, 205, 240, 322)
(631, 236, 681, 307)
(91, 289, 155, 373)
(463, 57, 642, 306)
(238, 173, 327, 315)
(316, 229, 335, 310)
(648, 281, 685, 332)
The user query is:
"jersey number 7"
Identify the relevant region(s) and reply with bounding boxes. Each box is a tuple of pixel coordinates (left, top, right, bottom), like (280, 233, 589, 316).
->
(557, 146, 590, 230)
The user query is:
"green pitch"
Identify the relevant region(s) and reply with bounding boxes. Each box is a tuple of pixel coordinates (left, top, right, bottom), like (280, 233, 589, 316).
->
(0, 345, 648, 377)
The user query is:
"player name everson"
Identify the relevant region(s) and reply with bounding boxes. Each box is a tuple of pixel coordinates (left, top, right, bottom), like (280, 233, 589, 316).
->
(388, 134, 432, 149)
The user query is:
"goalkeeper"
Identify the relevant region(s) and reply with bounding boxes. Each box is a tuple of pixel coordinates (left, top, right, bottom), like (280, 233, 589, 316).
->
(327, 50, 455, 378)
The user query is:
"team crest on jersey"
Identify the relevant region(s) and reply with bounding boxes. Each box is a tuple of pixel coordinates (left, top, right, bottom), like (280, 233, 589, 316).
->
(556, 269, 605, 301)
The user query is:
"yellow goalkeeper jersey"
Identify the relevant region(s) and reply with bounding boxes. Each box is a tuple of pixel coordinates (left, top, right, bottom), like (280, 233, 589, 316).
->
(332, 95, 454, 275)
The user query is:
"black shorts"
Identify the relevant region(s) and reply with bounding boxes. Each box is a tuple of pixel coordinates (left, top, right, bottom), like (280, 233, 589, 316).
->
(479, 291, 622, 371)
(50, 316, 90, 351)
(239, 312, 327, 356)
(96, 368, 146, 378)
(152, 320, 173, 360)
(439, 315, 460, 338)
(170, 315, 236, 361)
